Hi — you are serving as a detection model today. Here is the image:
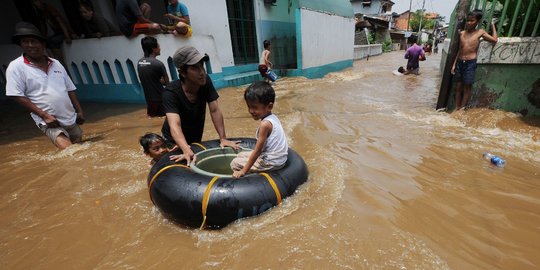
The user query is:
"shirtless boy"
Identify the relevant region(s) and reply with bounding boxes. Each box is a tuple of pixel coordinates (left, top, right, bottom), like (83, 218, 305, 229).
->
(452, 10, 498, 111)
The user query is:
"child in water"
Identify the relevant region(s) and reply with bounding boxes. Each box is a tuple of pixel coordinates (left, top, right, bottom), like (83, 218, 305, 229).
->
(230, 81, 288, 178)
(139, 133, 184, 165)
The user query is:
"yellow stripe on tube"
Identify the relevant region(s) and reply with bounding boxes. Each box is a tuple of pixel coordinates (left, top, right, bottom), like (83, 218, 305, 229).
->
(200, 176, 220, 229)
(191, 142, 207, 150)
(148, 164, 189, 203)
(259, 172, 282, 204)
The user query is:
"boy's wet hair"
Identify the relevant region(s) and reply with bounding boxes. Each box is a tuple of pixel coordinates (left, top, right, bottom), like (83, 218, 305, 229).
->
(244, 81, 275, 105)
(408, 35, 417, 44)
(468, 9, 483, 21)
(139, 133, 165, 153)
(263, 40, 271, 49)
(141, 36, 158, 57)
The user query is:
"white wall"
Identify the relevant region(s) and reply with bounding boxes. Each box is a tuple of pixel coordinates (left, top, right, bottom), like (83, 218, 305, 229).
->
(353, 44, 382, 60)
(186, 1, 234, 67)
(63, 34, 221, 85)
(254, 0, 297, 22)
(300, 9, 355, 69)
(77, 0, 235, 68)
(351, 1, 381, 15)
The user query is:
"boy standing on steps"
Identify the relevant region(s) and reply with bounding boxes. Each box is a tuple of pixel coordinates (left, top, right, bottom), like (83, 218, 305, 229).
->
(452, 9, 498, 111)
(258, 40, 273, 82)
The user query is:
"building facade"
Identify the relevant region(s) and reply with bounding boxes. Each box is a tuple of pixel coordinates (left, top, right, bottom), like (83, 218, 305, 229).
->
(0, 0, 355, 103)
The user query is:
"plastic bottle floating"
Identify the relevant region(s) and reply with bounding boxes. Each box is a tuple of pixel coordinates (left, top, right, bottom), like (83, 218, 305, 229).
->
(483, 152, 506, 167)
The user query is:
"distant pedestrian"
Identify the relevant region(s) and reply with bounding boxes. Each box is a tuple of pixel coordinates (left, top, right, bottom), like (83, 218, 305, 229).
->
(404, 35, 426, 75)
(137, 36, 169, 117)
(451, 9, 498, 111)
(6, 22, 85, 149)
(258, 40, 273, 82)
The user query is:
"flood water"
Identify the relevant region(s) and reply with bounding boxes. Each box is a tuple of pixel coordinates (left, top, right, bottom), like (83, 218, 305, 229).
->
(1, 52, 539, 269)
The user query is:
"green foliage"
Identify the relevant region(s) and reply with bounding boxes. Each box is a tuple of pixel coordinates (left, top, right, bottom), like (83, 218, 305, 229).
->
(368, 31, 376, 44)
(382, 39, 392, 52)
(409, 9, 436, 32)
(452, 0, 540, 37)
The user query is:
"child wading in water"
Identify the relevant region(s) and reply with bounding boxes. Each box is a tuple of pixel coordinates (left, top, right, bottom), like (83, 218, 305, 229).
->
(452, 9, 498, 111)
(139, 133, 184, 165)
(258, 40, 273, 82)
(230, 81, 288, 178)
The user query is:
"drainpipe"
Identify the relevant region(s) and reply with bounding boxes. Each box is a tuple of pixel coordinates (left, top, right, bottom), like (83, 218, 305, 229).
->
(436, 0, 471, 110)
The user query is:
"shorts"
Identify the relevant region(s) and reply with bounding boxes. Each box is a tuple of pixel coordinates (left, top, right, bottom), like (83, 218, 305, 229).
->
(39, 123, 83, 146)
(454, 59, 477, 85)
(133, 23, 152, 36)
(230, 151, 283, 172)
(147, 101, 165, 117)
(258, 64, 268, 78)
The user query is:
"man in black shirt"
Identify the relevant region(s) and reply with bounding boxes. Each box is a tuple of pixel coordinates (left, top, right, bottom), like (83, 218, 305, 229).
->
(162, 46, 240, 165)
(137, 36, 168, 117)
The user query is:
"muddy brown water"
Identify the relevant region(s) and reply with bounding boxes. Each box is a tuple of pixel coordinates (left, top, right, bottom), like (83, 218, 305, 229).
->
(1, 52, 539, 269)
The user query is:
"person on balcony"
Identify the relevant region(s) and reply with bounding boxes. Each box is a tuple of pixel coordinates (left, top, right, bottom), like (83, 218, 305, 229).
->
(163, 0, 192, 37)
(31, 0, 78, 66)
(137, 36, 169, 117)
(115, 0, 162, 37)
(161, 46, 240, 166)
(6, 22, 85, 150)
(79, 1, 120, 38)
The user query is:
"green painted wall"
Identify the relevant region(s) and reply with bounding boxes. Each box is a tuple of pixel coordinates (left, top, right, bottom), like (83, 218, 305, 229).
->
(298, 0, 353, 18)
(448, 64, 540, 116)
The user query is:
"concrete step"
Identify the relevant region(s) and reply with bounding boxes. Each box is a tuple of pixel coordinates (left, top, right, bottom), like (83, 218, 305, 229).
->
(222, 70, 260, 87)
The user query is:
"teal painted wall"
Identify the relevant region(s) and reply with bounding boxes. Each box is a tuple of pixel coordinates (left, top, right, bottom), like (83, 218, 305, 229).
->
(298, 0, 353, 17)
(257, 20, 297, 69)
(76, 84, 145, 104)
(282, 59, 353, 79)
(448, 64, 540, 116)
(255, 1, 298, 69)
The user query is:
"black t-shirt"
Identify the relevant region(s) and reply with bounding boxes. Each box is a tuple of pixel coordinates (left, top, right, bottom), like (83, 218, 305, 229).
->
(161, 75, 219, 145)
(115, 0, 141, 37)
(137, 57, 168, 102)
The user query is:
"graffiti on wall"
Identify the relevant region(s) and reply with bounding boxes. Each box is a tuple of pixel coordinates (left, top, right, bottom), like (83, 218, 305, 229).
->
(477, 37, 540, 64)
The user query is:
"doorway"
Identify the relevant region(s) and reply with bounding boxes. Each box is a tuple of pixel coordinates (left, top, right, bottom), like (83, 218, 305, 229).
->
(226, 0, 258, 65)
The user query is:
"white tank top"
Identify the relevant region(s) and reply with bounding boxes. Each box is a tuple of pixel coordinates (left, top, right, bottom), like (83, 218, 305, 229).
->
(256, 114, 288, 166)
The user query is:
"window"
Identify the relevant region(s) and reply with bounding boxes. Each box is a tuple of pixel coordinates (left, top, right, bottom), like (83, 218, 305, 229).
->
(226, 0, 258, 65)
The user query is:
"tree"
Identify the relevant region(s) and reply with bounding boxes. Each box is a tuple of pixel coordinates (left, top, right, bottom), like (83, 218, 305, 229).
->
(409, 9, 436, 32)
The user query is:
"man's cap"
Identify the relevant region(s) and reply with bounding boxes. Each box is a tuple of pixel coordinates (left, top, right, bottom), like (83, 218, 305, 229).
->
(12, 22, 45, 44)
(173, 46, 209, 68)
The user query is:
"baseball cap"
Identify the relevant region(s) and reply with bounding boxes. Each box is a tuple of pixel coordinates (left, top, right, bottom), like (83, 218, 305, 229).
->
(173, 46, 209, 68)
(12, 22, 45, 45)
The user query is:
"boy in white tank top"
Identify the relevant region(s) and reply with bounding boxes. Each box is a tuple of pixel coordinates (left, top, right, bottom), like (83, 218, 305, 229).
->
(231, 81, 288, 178)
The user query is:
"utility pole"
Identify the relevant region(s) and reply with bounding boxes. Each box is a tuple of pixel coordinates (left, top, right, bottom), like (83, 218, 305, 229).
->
(436, 0, 472, 110)
(418, 0, 426, 44)
(407, 0, 412, 31)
